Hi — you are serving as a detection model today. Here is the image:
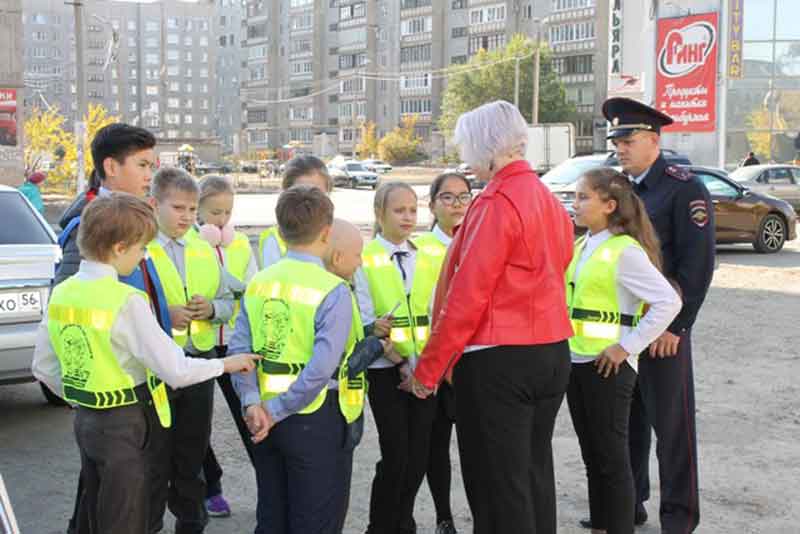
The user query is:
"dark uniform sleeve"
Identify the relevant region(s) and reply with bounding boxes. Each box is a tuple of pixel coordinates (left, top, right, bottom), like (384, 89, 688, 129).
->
(668, 177, 715, 333)
(53, 226, 82, 286)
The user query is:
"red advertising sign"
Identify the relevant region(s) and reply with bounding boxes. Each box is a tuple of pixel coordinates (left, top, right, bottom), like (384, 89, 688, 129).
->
(0, 89, 17, 147)
(655, 13, 718, 133)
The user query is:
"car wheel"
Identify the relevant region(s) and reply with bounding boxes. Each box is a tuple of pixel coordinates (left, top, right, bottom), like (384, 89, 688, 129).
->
(350, 178, 358, 189)
(40, 382, 69, 407)
(372, 183, 378, 190)
(753, 213, 786, 253)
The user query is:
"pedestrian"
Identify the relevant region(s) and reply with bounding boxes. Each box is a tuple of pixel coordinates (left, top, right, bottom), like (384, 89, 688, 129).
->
(354, 181, 446, 534)
(147, 167, 237, 534)
(195, 175, 259, 518)
(32, 193, 259, 534)
(230, 186, 370, 534)
(600, 97, 715, 534)
(19, 171, 46, 214)
(410, 100, 575, 534)
(567, 168, 682, 534)
(258, 155, 333, 268)
(397, 172, 473, 534)
(740, 151, 760, 167)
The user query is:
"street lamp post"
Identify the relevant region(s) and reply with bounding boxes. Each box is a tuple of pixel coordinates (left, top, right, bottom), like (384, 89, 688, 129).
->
(533, 23, 542, 125)
(67, 0, 87, 192)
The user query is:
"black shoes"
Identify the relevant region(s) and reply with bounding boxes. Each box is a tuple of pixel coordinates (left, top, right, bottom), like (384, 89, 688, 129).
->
(435, 520, 458, 534)
(579, 503, 648, 529)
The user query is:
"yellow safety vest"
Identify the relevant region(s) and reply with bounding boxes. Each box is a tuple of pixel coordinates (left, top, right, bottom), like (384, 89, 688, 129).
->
(565, 234, 644, 357)
(147, 238, 220, 351)
(361, 236, 446, 357)
(258, 227, 287, 268)
(47, 276, 172, 427)
(224, 231, 253, 329)
(245, 258, 366, 420)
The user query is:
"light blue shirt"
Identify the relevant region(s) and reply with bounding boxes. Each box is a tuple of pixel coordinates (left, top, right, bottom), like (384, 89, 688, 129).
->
(632, 167, 651, 185)
(230, 251, 353, 424)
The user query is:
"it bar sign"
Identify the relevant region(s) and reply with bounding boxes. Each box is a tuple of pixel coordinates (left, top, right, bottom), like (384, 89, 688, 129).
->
(655, 13, 718, 133)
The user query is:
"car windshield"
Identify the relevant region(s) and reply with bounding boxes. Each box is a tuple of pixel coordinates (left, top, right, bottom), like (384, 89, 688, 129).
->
(0, 191, 54, 245)
(541, 158, 607, 185)
(346, 163, 365, 171)
(728, 167, 762, 182)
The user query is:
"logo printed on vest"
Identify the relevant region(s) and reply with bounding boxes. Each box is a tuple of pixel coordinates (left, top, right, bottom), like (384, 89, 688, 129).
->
(259, 298, 291, 360)
(60, 324, 93, 387)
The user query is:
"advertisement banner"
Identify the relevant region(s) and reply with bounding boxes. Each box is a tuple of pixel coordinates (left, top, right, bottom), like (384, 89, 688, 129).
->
(0, 89, 17, 147)
(728, 0, 744, 78)
(655, 13, 718, 133)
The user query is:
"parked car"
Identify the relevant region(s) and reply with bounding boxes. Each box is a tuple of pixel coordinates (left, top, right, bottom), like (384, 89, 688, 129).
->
(728, 164, 800, 212)
(444, 163, 487, 190)
(327, 164, 350, 187)
(0, 185, 61, 403)
(240, 161, 258, 173)
(362, 159, 393, 173)
(329, 160, 379, 189)
(195, 161, 232, 176)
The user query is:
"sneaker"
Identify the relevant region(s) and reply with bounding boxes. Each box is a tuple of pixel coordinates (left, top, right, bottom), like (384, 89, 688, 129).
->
(205, 494, 231, 518)
(435, 520, 457, 534)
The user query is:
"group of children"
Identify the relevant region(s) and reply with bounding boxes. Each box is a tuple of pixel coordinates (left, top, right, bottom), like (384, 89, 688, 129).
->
(33, 121, 681, 534)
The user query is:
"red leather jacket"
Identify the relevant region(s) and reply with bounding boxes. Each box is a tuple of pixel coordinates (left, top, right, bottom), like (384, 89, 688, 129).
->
(415, 160, 575, 389)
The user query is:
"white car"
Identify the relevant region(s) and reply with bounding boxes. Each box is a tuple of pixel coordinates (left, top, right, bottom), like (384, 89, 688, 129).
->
(0, 185, 61, 403)
(361, 159, 393, 174)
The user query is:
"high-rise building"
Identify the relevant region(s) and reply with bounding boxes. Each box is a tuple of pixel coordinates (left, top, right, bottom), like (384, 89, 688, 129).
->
(0, 0, 24, 186)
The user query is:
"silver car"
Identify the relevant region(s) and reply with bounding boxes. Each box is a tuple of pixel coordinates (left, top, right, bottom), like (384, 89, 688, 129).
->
(728, 164, 800, 212)
(0, 185, 60, 403)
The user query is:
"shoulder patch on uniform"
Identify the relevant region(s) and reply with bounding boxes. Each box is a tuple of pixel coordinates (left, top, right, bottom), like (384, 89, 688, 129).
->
(665, 165, 691, 181)
(689, 199, 709, 228)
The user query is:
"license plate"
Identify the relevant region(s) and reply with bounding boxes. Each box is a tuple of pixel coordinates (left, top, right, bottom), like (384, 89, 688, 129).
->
(0, 290, 42, 316)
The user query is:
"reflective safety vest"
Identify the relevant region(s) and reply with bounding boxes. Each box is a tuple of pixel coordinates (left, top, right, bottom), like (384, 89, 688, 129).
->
(258, 227, 287, 267)
(245, 258, 366, 421)
(147, 238, 220, 351)
(361, 236, 447, 357)
(565, 234, 643, 357)
(47, 276, 172, 427)
(224, 231, 253, 329)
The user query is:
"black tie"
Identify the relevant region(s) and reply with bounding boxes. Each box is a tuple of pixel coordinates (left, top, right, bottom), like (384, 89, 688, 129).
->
(391, 251, 409, 282)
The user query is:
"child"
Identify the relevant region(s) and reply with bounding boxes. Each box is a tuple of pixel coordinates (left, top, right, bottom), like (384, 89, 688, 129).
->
(567, 168, 681, 534)
(147, 167, 237, 533)
(353, 181, 447, 534)
(19, 171, 46, 214)
(230, 186, 368, 534)
(258, 155, 333, 268)
(31, 194, 258, 534)
(407, 172, 473, 534)
(195, 174, 258, 517)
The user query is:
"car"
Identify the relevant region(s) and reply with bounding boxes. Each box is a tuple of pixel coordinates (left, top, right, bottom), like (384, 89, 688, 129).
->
(0, 185, 61, 403)
(362, 159, 393, 173)
(330, 160, 379, 189)
(195, 161, 231, 176)
(728, 164, 800, 212)
(240, 161, 258, 173)
(327, 164, 350, 187)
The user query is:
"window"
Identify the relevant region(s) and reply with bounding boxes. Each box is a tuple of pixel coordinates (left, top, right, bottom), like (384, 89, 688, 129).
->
(128, 36, 137, 48)
(185, 51, 193, 62)
(468, 33, 506, 55)
(340, 77, 365, 93)
(184, 115, 193, 124)
(340, 3, 366, 21)
(401, 16, 433, 36)
(111, 85, 119, 95)
(550, 21, 596, 43)
(200, 36, 208, 47)
(764, 168, 796, 184)
(167, 50, 179, 61)
(146, 37, 158, 48)
(291, 61, 313, 75)
(167, 17, 179, 30)
(552, 0, 595, 11)
(291, 0, 313, 7)
(553, 54, 595, 75)
(401, 0, 432, 8)
(169, 81, 180, 91)
(401, 98, 432, 114)
(339, 53, 367, 70)
(201, 84, 208, 93)
(452, 0, 466, 8)
(31, 13, 48, 24)
(32, 47, 47, 58)
(400, 44, 432, 64)
(249, 45, 268, 59)
(32, 31, 47, 41)
(184, 36, 193, 47)
(129, 68, 137, 79)
(168, 65, 180, 76)
(185, 82, 193, 92)
(452, 27, 468, 38)
(145, 20, 159, 32)
(168, 98, 180, 108)
(144, 53, 158, 65)
(250, 64, 267, 81)
(451, 55, 468, 64)
(290, 13, 313, 31)
(130, 86, 137, 95)
(200, 68, 209, 78)
(185, 67, 193, 77)
(401, 73, 431, 90)
(338, 101, 367, 119)
(220, 35, 227, 47)
(248, 22, 268, 40)
(338, 28, 366, 48)
(201, 99, 209, 110)
(470, 4, 506, 24)
(697, 173, 739, 198)
(292, 38, 313, 54)
(289, 106, 313, 121)
(127, 20, 136, 31)
(184, 98, 193, 108)
(248, 110, 268, 123)
(130, 102, 138, 112)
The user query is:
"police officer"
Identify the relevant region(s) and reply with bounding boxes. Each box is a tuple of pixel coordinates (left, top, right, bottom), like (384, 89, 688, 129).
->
(578, 98, 714, 534)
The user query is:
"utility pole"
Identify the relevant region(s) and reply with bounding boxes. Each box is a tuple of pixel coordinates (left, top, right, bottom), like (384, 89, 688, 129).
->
(514, 56, 520, 108)
(532, 27, 541, 125)
(69, 1, 87, 192)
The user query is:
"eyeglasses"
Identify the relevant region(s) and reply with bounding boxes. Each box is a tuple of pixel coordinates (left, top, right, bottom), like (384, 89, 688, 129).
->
(435, 192, 473, 206)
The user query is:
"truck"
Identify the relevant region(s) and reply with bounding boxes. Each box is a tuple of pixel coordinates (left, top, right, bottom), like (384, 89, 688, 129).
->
(525, 123, 575, 175)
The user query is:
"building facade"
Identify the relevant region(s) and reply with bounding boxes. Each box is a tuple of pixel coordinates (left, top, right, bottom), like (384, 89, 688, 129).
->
(0, 0, 24, 186)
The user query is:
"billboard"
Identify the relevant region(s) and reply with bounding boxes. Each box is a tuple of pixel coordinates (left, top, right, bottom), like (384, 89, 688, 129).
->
(0, 89, 17, 147)
(655, 13, 718, 133)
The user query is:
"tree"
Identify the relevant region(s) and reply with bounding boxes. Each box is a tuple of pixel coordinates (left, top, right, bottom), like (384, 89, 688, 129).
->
(356, 121, 379, 159)
(378, 115, 424, 164)
(438, 34, 575, 138)
(23, 106, 73, 182)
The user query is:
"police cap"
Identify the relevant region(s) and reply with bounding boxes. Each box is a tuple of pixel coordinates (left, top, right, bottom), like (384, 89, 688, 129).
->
(602, 97, 674, 140)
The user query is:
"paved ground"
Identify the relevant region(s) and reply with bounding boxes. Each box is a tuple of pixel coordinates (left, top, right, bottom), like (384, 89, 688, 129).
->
(5, 188, 799, 533)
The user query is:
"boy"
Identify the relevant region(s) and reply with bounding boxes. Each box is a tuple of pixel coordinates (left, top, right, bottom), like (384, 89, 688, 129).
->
(230, 188, 375, 534)
(147, 167, 236, 534)
(32, 194, 259, 534)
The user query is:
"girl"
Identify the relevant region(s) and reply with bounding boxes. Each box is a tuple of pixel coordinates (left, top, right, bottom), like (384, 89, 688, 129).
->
(196, 174, 258, 518)
(567, 168, 681, 534)
(258, 155, 333, 268)
(355, 181, 441, 534)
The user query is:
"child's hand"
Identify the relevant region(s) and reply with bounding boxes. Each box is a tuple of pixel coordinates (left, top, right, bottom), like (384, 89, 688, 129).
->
(373, 317, 392, 338)
(379, 338, 393, 355)
(169, 305, 193, 330)
(188, 295, 214, 320)
(222, 353, 261, 374)
(245, 404, 274, 443)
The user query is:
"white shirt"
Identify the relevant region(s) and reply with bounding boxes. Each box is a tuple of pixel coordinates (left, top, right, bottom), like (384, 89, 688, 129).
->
(432, 224, 453, 248)
(32, 261, 224, 400)
(570, 229, 682, 372)
(354, 234, 418, 368)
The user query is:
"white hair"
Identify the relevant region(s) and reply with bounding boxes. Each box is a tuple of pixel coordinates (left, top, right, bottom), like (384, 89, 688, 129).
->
(452, 101, 529, 172)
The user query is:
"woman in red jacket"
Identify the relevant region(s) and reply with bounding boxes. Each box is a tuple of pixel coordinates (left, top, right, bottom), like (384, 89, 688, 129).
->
(411, 101, 575, 534)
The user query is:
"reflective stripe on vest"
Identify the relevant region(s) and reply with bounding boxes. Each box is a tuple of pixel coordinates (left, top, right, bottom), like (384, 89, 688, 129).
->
(47, 277, 172, 427)
(225, 231, 253, 329)
(565, 234, 643, 357)
(147, 239, 220, 351)
(258, 227, 287, 267)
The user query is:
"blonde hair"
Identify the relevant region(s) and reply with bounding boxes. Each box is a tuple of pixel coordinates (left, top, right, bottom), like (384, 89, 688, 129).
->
(373, 181, 417, 236)
(198, 174, 234, 204)
(151, 166, 198, 201)
(78, 193, 157, 262)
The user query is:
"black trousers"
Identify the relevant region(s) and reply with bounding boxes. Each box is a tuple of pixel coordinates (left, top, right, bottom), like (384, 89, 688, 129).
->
(453, 342, 570, 534)
(567, 361, 636, 534)
(74, 403, 152, 534)
(427, 382, 456, 524)
(150, 352, 216, 534)
(253, 390, 351, 534)
(629, 330, 700, 533)
(366, 366, 414, 534)
(202, 345, 256, 498)
(397, 393, 438, 532)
